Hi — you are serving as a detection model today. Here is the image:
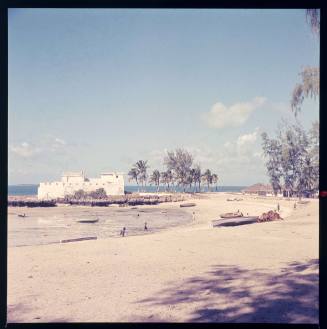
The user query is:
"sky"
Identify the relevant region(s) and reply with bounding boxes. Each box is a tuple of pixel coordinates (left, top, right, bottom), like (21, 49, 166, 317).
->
(8, 9, 319, 185)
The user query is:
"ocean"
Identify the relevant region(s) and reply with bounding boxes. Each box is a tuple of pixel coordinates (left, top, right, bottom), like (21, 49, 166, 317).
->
(8, 184, 246, 196)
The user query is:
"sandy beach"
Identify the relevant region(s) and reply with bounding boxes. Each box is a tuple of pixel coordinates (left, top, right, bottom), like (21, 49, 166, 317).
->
(7, 193, 319, 323)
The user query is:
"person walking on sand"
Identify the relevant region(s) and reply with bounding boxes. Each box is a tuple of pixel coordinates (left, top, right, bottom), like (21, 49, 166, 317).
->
(120, 227, 126, 237)
(144, 222, 148, 231)
(294, 202, 297, 209)
(277, 203, 280, 212)
(192, 212, 195, 221)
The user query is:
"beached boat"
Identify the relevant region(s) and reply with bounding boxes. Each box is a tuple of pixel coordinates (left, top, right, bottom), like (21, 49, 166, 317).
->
(180, 203, 196, 208)
(220, 212, 243, 219)
(212, 216, 259, 227)
(17, 214, 27, 218)
(77, 219, 99, 224)
(60, 236, 97, 243)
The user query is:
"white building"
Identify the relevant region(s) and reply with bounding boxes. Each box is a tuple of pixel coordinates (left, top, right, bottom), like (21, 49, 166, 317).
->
(38, 171, 124, 200)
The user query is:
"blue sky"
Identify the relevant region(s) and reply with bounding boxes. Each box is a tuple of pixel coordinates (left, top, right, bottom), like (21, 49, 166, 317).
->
(8, 9, 319, 185)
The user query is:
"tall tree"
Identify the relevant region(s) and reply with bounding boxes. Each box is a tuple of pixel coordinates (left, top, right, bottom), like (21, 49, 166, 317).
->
(262, 122, 316, 198)
(306, 9, 320, 35)
(193, 165, 202, 192)
(261, 132, 283, 195)
(135, 160, 149, 191)
(291, 10, 319, 116)
(202, 169, 212, 192)
(291, 66, 319, 116)
(212, 174, 219, 191)
(128, 167, 139, 189)
(308, 121, 319, 191)
(160, 169, 173, 191)
(150, 170, 161, 192)
(164, 148, 193, 192)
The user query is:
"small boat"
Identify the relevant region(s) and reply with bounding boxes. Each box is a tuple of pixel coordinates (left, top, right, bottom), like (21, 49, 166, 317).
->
(180, 203, 196, 208)
(61, 236, 97, 243)
(220, 212, 243, 219)
(17, 214, 27, 218)
(77, 218, 99, 224)
(212, 216, 259, 227)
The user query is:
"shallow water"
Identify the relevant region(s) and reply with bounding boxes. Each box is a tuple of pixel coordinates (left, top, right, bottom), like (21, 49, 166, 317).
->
(8, 206, 192, 247)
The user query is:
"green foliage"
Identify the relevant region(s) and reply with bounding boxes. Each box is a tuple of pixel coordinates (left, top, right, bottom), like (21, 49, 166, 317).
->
(128, 160, 149, 191)
(73, 189, 88, 200)
(306, 9, 320, 35)
(88, 188, 107, 199)
(192, 165, 202, 192)
(262, 122, 319, 197)
(291, 67, 319, 116)
(150, 170, 161, 191)
(202, 169, 213, 190)
(128, 168, 139, 185)
(129, 149, 219, 193)
(160, 169, 173, 191)
(164, 148, 193, 191)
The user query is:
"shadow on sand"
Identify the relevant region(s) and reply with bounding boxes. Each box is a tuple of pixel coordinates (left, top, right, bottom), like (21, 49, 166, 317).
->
(136, 259, 319, 323)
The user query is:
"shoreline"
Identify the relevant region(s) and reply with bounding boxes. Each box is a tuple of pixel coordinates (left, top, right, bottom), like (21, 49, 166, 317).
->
(8, 193, 318, 323)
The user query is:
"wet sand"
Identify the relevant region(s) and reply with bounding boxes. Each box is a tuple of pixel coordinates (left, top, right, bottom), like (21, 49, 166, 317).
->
(7, 193, 319, 323)
(8, 205, 192, 247)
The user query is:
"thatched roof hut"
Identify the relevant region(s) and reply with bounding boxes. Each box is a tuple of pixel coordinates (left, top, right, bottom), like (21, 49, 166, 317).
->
(242, 183, 274, 196)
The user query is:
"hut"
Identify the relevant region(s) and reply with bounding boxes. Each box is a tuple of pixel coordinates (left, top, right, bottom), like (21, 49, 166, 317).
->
(242, 183, 274, 196)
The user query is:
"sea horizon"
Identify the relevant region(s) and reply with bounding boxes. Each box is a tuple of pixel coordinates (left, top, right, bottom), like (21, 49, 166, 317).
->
(8, 184, 247, 196)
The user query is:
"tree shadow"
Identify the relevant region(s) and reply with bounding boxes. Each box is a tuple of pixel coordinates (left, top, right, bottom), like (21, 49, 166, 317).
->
(136, 259, 318, 323)
(7, 302, 72, 323)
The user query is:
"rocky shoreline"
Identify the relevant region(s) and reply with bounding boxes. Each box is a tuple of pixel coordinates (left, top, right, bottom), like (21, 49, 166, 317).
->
(8, 193, 194, 207)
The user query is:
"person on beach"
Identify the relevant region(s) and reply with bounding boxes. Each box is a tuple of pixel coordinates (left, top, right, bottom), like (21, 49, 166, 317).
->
(144, 222, 148, 231)
(294, 202, 297, 209)
(120, 227, 126, 237)
(277, 203, 280, 212)
(192, 212, 195, 221)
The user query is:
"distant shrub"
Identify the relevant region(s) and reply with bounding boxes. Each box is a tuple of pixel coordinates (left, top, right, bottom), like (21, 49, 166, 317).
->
(88, 188, 107, 200)
(73, 189, 88, 200)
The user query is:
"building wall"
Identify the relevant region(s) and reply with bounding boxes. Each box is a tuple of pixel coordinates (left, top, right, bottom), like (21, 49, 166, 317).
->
(38, 172, 124, 199)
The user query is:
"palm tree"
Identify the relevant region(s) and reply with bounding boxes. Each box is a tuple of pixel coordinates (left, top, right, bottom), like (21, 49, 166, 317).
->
(135, 160, 149, 191)
(306, 9, 320, 35)
(150, 170, 161, 192)
(128, 168, 139, 191)
(186, 170, 194, 192)
(161, 169, 173, 191)
(202, 169, 212, 192)
(291, 10, 319, 116)
(212, 174, 218, 191)
(192, 165, 202, 192)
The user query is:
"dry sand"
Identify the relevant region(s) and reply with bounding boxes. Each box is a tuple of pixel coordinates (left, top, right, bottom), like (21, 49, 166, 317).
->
(7, 193, 319, 323)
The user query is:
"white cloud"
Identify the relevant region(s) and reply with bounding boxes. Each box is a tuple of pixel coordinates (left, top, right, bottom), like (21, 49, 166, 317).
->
(10, 136, 68, 158)
(202, 97, 266, 129)
(10, 142, 42, 158)
(236, 128, 259, 148)
(54, 137, 66, 145)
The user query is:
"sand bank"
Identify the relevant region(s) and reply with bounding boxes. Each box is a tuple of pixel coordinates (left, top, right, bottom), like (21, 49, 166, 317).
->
(7, 193, 318, 323)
